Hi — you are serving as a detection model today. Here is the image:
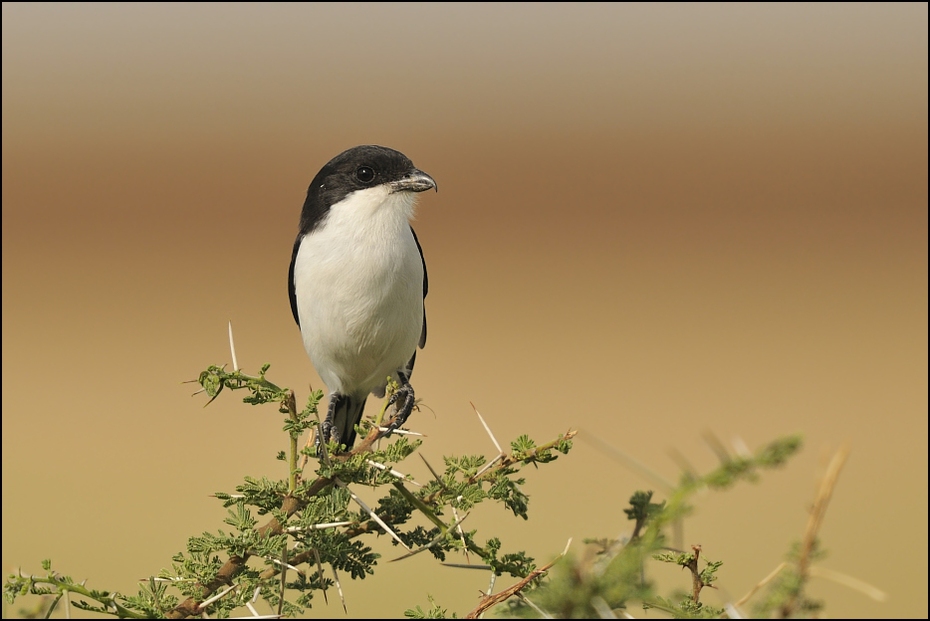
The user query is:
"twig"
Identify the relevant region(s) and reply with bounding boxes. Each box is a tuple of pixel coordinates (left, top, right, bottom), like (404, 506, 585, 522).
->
(780, 444, 850, 617)
(167, 491, 322, 618)
(465, 558, 559, 619)
(799, 446, 849, 575)
(578, 430, 674, 492)
(808, 566, 886, 602)
(465, 539, 571, 619)
(731, 561, 788, 610)
(286, 390, 299, 493)
(165, 400, 573, 619)
(277, 542, 286, 618)
(684, 544, 704, 603)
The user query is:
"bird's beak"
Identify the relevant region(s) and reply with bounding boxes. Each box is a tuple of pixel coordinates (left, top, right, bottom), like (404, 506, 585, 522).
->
(390, 169, 437, 193)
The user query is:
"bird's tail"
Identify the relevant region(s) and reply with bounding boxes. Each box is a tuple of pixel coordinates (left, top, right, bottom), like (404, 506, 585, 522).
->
(331, 394, 368, 449)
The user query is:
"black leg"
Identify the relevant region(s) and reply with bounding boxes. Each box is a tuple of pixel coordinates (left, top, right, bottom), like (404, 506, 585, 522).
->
(381, 372, 415, 438)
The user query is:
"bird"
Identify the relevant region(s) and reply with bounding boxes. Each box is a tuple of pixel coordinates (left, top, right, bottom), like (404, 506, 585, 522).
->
(288, 145, 435, 450)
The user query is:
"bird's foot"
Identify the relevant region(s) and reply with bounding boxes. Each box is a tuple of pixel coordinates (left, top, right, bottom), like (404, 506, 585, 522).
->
(315, 418, 340, 454)
(380, 382, 416, 438)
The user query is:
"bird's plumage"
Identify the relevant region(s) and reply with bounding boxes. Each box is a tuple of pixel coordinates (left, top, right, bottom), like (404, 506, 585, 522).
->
(288, 145, 434, 448)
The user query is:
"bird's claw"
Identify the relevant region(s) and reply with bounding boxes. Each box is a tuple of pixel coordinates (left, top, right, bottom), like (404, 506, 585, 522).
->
(381, 383, 416, 438)
(316, 419, 340, 454)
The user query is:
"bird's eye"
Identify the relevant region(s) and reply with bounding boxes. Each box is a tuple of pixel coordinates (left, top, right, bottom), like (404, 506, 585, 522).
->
(356, 166, 375, 183)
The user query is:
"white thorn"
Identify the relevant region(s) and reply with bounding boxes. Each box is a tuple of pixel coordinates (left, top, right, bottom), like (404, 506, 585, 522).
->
(285, 520, 353, 534)
(474, 453, 504, 478)
(732, 435, 752, 458)
(376, 427, 424, 437)
(366, 459, 423, 486)
(808, 565, 888, 602)
(440, 563, 492, 570)
(198, 583, 236, 610)
(228, 321, 239, 371)
(451, 505, 469, 563)
(331, 563, 347, 613)
(591, 596, 617, 619)
(337, 479, 410, 551)
(520, 593, 555, 619)
(471, 402, 502, 453)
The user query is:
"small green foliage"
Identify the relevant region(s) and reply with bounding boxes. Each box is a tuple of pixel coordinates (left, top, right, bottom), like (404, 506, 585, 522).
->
(787, 538, 828, 564)
(624, 490, 663, 522)
(516, 435, 805, 619)
(511, 433, 572, 465)
(674, 598, 725, 618)
(698, 435, 803, 491)
(223, 501, 258, 531)
(484, 537, 538, 579)
(654, 550, 691, 565)
(0, 362, 569, 618)
(752, 540, 826, 617)
(196, 364, 289, 411)
(4, 559, 152, 618)
(121, 578, 178, 619)
(6, 355, 817, 619)
(700, 559, 723, 587)
(624, 490, 665, 538)
(405, 594, 453, 618)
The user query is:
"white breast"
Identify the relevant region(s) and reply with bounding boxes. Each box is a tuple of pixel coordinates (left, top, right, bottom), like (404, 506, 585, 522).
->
(293, 186, 424, 398)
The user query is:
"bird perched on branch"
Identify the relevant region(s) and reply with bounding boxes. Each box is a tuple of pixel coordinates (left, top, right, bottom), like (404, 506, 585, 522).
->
(288, 145, 435, 450)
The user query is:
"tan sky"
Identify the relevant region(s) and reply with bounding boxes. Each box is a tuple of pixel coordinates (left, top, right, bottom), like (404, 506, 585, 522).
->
(3, 3, 927, 619)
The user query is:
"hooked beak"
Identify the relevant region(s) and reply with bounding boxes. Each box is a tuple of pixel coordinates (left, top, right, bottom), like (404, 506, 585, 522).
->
(390, 169, 437, 193)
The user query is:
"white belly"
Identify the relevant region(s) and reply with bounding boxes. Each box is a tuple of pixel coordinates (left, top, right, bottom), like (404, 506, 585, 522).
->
(293, 191, 423, 397)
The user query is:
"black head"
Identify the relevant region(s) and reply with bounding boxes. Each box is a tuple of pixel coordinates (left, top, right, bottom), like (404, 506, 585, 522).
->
(297, 145, 436, 235)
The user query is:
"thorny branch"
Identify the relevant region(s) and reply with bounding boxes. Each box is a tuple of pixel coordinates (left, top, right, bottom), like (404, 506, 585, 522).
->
(465, 556, 561, 619)
(166, 413, 574, 619)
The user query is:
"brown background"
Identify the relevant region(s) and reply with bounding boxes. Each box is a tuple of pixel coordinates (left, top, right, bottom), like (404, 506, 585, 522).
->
(2, 3, 927, 618)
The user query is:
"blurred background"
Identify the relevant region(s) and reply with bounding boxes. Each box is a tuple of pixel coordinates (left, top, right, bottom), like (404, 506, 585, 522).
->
(2, 3, 926, 618)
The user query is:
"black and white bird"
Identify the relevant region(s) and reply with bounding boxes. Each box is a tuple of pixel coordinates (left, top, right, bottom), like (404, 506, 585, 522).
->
(288, 145, 435, 450)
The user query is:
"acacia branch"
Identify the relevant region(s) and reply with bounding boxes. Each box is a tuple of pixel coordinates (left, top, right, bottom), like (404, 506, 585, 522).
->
(684, 544, 704, 603)
(779, 445, 849, 618)
(465, 556, 560, 619)
(165, 410, 417, 619)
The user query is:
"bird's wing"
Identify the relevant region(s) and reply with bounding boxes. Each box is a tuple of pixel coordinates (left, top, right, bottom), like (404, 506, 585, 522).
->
(288, 236, 302, 328)
(410, 226, 427, 349)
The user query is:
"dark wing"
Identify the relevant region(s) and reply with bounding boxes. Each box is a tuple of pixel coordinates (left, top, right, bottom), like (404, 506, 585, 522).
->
(410, 226, 427, 348)
(288, 235, 302, 328)
(405, 226, 427, 375)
